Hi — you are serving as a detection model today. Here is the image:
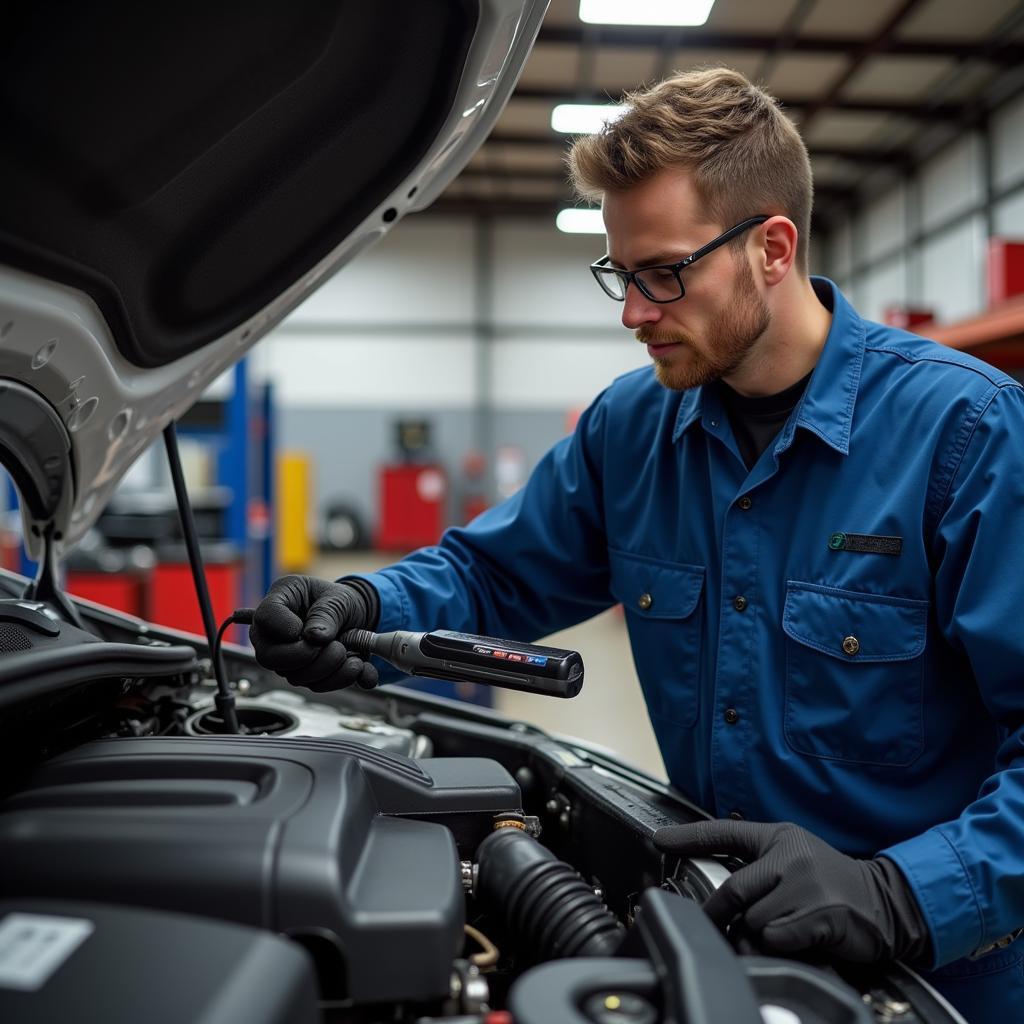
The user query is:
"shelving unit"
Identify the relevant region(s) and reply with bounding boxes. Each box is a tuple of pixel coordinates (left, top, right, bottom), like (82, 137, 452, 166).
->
(2, 359, 275, 629)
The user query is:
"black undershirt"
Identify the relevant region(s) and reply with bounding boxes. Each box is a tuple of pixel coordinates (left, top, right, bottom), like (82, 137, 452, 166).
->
(717, 370, 813, 470)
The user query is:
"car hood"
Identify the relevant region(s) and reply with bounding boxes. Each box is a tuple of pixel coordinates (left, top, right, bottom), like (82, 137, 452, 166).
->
(0, 0, 546, 559)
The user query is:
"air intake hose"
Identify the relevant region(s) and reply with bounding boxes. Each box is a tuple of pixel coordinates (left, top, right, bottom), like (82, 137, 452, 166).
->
(475, 826, 624, 961)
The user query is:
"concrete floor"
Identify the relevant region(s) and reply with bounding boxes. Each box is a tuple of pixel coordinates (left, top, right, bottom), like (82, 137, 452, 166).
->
(313, 551, 667, 781)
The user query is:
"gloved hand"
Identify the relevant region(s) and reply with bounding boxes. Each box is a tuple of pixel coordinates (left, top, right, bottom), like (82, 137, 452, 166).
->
(249, 575, 380, 692)
(653, 819, 930, 965)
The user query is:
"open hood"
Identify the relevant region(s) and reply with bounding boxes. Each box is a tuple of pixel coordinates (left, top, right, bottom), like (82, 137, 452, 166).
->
(0, 0, 546, 560)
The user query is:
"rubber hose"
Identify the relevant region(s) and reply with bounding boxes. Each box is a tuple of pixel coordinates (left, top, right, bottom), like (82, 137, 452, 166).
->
(475, 827, 624, 961)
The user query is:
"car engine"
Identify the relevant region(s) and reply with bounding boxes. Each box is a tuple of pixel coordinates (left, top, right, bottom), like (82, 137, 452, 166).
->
(0, 591, 963, 1024)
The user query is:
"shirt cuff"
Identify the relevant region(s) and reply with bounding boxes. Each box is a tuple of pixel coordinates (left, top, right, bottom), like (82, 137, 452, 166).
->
(340, 572, 409, 684)
(347, 571, 408, 633)
(879, 827, 985, 969)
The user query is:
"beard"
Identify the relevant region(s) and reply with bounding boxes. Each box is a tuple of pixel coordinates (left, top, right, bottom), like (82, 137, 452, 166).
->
(637, 256, 771, 391)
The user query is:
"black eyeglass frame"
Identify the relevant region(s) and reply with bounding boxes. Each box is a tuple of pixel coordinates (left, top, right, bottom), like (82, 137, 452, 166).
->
(590, 215, 770, 303)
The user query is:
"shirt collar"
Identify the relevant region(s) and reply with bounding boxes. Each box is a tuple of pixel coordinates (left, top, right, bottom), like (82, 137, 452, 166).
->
(671, 277, 864, 456)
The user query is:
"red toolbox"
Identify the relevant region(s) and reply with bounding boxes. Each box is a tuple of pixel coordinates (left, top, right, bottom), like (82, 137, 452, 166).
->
(66, 571, 147, 617)
(987, 238, 1024, 307)
(376, 464, 447, 550)
(149, 543, 241, 635)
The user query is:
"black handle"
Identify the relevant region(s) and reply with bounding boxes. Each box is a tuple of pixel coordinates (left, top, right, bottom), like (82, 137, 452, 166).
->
(342, 627, 584, 699)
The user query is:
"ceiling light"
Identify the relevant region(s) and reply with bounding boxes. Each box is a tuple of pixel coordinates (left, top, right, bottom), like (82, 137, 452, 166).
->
(556, 208, 605, 234)
(551, 103, 627, 134)
(579, 0, 715, 26)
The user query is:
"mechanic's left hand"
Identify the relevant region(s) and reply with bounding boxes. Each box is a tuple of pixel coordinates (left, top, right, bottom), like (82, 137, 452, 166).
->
(653, 819, 930, 964)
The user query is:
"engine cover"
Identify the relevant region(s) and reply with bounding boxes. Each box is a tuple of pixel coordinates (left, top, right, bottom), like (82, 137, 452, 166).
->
(0, 736, 521, 1003)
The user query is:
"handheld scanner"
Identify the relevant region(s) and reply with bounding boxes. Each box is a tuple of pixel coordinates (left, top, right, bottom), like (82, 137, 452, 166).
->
(341, 628, 584, 698)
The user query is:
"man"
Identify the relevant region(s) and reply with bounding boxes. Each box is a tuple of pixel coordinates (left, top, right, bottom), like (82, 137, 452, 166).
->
(251, 69, 1024, 1019)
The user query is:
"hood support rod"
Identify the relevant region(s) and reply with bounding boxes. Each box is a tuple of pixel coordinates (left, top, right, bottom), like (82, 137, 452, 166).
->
(162, 422, 239, 734)
(24, 521, 85, 629)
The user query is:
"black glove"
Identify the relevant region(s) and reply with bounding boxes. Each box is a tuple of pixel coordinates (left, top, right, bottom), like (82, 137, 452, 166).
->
(249, 575, 380, 692)
(653, 820, 930, 965)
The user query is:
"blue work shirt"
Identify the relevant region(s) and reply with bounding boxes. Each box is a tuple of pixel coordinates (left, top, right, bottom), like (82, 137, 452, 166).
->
(363, 279, 1024, 1019)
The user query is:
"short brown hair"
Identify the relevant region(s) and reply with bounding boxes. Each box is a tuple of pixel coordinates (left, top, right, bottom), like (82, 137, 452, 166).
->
(568, 68, 813, 273)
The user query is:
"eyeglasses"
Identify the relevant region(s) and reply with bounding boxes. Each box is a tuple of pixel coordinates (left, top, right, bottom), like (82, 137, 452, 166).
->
(590, 215, 769, 303)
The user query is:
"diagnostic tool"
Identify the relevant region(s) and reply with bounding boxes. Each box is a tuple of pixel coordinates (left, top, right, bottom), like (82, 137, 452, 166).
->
(342, 628, 584, 698)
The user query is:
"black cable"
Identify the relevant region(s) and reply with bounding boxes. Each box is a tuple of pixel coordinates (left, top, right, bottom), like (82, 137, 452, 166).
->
(209, 609, 256, 733)
(163, 422, 240, 734)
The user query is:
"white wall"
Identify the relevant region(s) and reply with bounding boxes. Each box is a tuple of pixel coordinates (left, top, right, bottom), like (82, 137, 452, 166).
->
(265, 334, 478, 409)
(995, 189, 1024, 235)
(860, 255, 908, 323)
(920, 134, 983, 233)
(287, 218, 477, 327)
(920, 216, 988, 323)
(265, 215, 647, 414)
(828, 217, 854, 281)
(993, 93, 1024, 194)
(863, 183, 907, 262)
(262, 90, 1024, 415)
(829, 90, 1024, 325)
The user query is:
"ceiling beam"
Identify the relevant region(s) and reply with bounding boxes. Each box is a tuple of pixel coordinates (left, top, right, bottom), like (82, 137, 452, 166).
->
(799, 0, 927, 134)
(535, 25, 1024, 66)
(754, 0, 818, 83)
(424, 197, 565, 218)
(483, 131, 912, 167)
(455, 167, 857, 202)
(513, 85, 965, 121)
(424, 197, 859, 239)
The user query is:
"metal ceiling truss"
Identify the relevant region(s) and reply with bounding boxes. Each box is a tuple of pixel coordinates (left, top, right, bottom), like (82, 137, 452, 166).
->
(512, 87, 968, 122)
(439, 2, 1024, 234)
(534, 25, 1024, 66)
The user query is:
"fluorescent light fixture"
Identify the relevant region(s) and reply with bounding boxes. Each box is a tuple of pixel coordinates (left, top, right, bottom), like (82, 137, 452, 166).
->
(556, 208, 606, 234)
(551, 103, 628, 135)
(579, 0, 715, 26)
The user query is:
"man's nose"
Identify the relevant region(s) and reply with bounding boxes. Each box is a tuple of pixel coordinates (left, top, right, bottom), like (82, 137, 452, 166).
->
(621, 281, 662, 331)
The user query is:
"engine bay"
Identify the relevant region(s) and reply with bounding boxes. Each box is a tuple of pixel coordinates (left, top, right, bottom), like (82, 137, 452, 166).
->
(0, 585, 962, 1024)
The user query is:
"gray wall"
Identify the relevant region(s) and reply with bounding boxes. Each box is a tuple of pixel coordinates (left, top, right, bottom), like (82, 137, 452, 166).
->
(279, 406, 568, 541)
(823, 91, 1024, 321)
(254, 215, 646, 540)
(259, 87, 1024, 544)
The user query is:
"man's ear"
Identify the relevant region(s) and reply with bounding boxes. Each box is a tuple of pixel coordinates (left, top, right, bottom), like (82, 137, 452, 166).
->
(757, 216, 798, 286)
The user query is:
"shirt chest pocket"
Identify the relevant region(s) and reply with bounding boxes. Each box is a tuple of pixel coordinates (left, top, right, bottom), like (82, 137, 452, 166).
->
(783, 581, 928, 767)
(609, 550, 705, 728)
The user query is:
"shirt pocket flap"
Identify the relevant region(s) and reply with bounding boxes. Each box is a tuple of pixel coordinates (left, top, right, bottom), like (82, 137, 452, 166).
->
(783, 581, 927, 662)
(609, 550, 705, 619)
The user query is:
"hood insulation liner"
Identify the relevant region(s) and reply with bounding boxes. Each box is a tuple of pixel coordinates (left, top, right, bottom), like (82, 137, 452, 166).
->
(0, 0, 476, 368)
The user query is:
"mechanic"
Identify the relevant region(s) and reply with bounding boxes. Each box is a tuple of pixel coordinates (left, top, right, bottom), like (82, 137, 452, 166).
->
(250, 69, 1024, 1020)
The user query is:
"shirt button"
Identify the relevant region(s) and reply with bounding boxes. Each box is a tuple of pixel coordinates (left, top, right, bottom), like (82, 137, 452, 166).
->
(738, 496, 752, 511)
(842, 635, 860, 656)
(638, 593, 653, 611)
(724, 708, 739, 725)
(733, 595, 748, 612)
(729, 810, 744, 820)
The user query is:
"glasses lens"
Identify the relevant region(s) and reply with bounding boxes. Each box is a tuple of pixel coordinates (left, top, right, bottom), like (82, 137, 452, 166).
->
(594, 268, 627, 300)
(635, 267, 683, 302)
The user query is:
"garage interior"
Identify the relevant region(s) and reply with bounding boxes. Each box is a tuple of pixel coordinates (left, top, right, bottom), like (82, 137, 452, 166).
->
(4, 0, 1024, 782)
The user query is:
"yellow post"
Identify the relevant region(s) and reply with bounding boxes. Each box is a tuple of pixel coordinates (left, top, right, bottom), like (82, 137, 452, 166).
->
(277, 451, 314, 573)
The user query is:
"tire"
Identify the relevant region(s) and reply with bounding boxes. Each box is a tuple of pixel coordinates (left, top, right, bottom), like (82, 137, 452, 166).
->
(321, 503, 366, 551)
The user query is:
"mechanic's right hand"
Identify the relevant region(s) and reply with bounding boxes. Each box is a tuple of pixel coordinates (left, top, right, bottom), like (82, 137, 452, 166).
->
(249, 575, 379, 692)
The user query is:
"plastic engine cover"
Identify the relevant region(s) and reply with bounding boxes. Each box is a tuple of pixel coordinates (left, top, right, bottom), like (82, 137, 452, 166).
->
(0, 736, 521, 1003)
(0, 900, 318, 1024)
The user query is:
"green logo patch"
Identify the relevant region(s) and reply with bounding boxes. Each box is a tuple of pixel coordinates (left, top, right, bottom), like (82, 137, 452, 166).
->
(827, 532, 903, 556)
